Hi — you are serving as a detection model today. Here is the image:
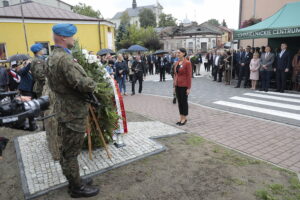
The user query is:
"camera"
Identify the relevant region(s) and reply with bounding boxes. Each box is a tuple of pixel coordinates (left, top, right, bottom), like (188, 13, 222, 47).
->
(0, 91, 50, 131)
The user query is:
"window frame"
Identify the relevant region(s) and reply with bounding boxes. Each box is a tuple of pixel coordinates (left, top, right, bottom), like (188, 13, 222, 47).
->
(0, 43, 8, 61)
(35, 41, 51, 56)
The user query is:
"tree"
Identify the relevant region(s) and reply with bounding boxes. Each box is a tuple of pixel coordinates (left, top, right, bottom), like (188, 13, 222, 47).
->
(158, 13, 177, 27)
(120, 11, 130, 26)
(207, 18, 220, 26)
(138, 8, 157, 28)
(117, 25, 162, 50)
(221, 19, 227, 27)
(72, 3, 102, 18)
(116, 12, 131, 50)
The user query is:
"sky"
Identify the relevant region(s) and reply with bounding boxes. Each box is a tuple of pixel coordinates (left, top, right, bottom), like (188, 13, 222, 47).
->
(63, 0, 240, 29)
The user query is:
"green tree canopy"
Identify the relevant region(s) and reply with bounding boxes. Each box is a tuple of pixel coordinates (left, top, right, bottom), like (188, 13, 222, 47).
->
(207, 18, 220, 26)
(221, 19, 228, 27)
(138, 8, 157, 28)
(117, 25, 162, 51)
(72, 3, 102, 18)
(120, 11, 131, 26)
(158, 13, 177, 27)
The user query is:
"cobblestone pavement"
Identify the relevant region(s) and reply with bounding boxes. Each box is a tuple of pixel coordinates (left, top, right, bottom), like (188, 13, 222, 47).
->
(15, 121, 185, 200)
(123, 94, 300, 174)
(127, 70, 300, 126)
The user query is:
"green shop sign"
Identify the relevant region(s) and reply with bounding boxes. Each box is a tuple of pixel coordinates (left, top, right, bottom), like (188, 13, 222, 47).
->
(234, 27, 300, 40)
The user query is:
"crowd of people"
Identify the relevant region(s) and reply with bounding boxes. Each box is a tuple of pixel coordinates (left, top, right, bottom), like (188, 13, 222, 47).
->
(204, 43, 300, 92)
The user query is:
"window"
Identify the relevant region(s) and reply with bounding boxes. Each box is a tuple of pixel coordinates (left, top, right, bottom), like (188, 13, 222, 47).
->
(36, 42, 50, 55)
(0, 43, 7, 60)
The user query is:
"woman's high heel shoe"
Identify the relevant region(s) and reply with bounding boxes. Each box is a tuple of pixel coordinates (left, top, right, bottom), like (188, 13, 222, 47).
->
(179, 120, 187, 126)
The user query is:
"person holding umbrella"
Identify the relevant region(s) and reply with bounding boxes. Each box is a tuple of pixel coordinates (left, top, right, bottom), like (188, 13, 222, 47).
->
(173, 48, 192, 126)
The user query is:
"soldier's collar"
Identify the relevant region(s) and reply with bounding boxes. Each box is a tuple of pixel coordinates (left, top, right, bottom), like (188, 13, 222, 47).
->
(54, 45, 72, 54)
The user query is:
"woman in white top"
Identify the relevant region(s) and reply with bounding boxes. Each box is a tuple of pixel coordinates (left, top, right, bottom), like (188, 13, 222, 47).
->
(249, 52, 261, 89)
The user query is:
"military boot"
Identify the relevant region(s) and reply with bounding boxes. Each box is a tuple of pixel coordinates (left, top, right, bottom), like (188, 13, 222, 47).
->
(68, 177, 93, 193)
(70, 184, 99, 198)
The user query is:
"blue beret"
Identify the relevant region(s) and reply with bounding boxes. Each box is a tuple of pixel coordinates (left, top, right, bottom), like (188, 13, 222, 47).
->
(30, 43, 43, 53)
(52, 23, 77, 37)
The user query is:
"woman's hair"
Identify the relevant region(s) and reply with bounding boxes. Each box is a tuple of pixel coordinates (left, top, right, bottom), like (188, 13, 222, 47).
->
(179, 48, 187, 57)
(253, 52, 259, 57)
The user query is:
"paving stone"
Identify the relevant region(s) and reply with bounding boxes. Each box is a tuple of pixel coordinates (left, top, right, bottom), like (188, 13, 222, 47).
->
(15, 121, 185, 200)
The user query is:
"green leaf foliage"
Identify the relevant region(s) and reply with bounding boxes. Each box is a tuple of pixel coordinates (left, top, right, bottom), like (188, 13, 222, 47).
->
(158, 13, 177, 27)
(138, 8, 157, 28)
(72, 3, 102, 19)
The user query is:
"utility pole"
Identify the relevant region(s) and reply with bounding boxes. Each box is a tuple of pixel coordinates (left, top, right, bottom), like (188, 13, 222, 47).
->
(20, 0, 29, 54)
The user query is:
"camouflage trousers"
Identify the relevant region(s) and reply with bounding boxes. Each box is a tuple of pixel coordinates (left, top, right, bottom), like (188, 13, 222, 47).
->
(58, 123, 85, 187)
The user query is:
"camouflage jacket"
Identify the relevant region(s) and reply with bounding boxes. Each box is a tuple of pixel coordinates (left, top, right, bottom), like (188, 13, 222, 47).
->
(31, 56, 46, 97)
(46, 46, 96, 132)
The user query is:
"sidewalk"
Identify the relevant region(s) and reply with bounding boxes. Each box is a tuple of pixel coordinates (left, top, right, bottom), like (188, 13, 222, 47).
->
(123, 94, 300, 173)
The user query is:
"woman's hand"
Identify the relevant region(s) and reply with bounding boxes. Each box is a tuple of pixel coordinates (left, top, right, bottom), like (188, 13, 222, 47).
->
(186, 89, 190, 95)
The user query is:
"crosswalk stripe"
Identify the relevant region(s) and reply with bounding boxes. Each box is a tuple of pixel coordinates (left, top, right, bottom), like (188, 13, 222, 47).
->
(244, 93, 300, 104)
(214, 101, 300, 121)
(230, 96, 300, 110)
(256, 91, 300, 98)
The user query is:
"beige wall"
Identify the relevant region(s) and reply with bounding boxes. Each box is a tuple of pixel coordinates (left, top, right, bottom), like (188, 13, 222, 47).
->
(240, 0, 300, 47)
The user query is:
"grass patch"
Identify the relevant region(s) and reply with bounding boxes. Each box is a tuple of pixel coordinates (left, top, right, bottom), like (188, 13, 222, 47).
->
(255, 190, 276, 200)
(186, 135, 205, 146)
(289, 177, 300, 190)
(268, 184, 285, 195)
(221, 150, 261, 166)
(255, 180, 300, 200)
(271, 167, 295, 175)
(228, 178, 247, 186)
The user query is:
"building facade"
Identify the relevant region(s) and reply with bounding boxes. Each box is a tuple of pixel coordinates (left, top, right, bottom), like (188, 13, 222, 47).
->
(111, 0, 163, 28)
(1, 0, 72, 10)
(156, 23, 223, 54)
(0, 1, 115, 60)
(239, 0, 300, 47)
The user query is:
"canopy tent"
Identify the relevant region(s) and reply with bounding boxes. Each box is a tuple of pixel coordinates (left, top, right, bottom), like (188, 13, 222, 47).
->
(234, 1, 300, 40)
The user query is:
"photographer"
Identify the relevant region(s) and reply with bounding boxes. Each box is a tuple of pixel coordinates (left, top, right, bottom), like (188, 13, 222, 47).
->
(16, 60, 35, 97)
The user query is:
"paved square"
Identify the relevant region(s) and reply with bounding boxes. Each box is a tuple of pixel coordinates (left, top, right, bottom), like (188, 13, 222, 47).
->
(15, 121, 185, 200)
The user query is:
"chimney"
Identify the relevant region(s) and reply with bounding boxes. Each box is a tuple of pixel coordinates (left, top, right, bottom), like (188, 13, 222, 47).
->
(132, 0, 137, 9)
(2, 0, 9, 7)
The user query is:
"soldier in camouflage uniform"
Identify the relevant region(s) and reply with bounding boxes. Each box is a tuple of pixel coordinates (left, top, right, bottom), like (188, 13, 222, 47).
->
(30, 43, 46, 98)
(46, 23, 99, 198)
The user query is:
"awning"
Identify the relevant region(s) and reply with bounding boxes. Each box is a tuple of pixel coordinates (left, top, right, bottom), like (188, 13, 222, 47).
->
(234, 1, 300, 40)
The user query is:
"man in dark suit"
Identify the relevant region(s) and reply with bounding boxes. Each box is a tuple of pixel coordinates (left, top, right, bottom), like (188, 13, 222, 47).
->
(213, 51, 221, 81)
(147, 54, 154, 75)
(235, 47, 244, 79)
(260, 46, 275, 92)
(235, 46, 252, 88)
(206, 51, 213, 72)
(131, 55, 146, 95)
(275, 43, 291, 93)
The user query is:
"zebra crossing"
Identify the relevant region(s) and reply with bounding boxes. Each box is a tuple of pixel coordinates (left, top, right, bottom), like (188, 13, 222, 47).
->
(213, 91, 300, 122)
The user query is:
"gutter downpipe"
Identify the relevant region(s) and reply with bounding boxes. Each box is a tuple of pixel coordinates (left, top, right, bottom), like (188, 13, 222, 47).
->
(98, 20, 102, 50)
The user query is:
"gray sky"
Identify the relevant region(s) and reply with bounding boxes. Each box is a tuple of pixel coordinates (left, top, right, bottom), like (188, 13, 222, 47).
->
(63, 0, 240, 29)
